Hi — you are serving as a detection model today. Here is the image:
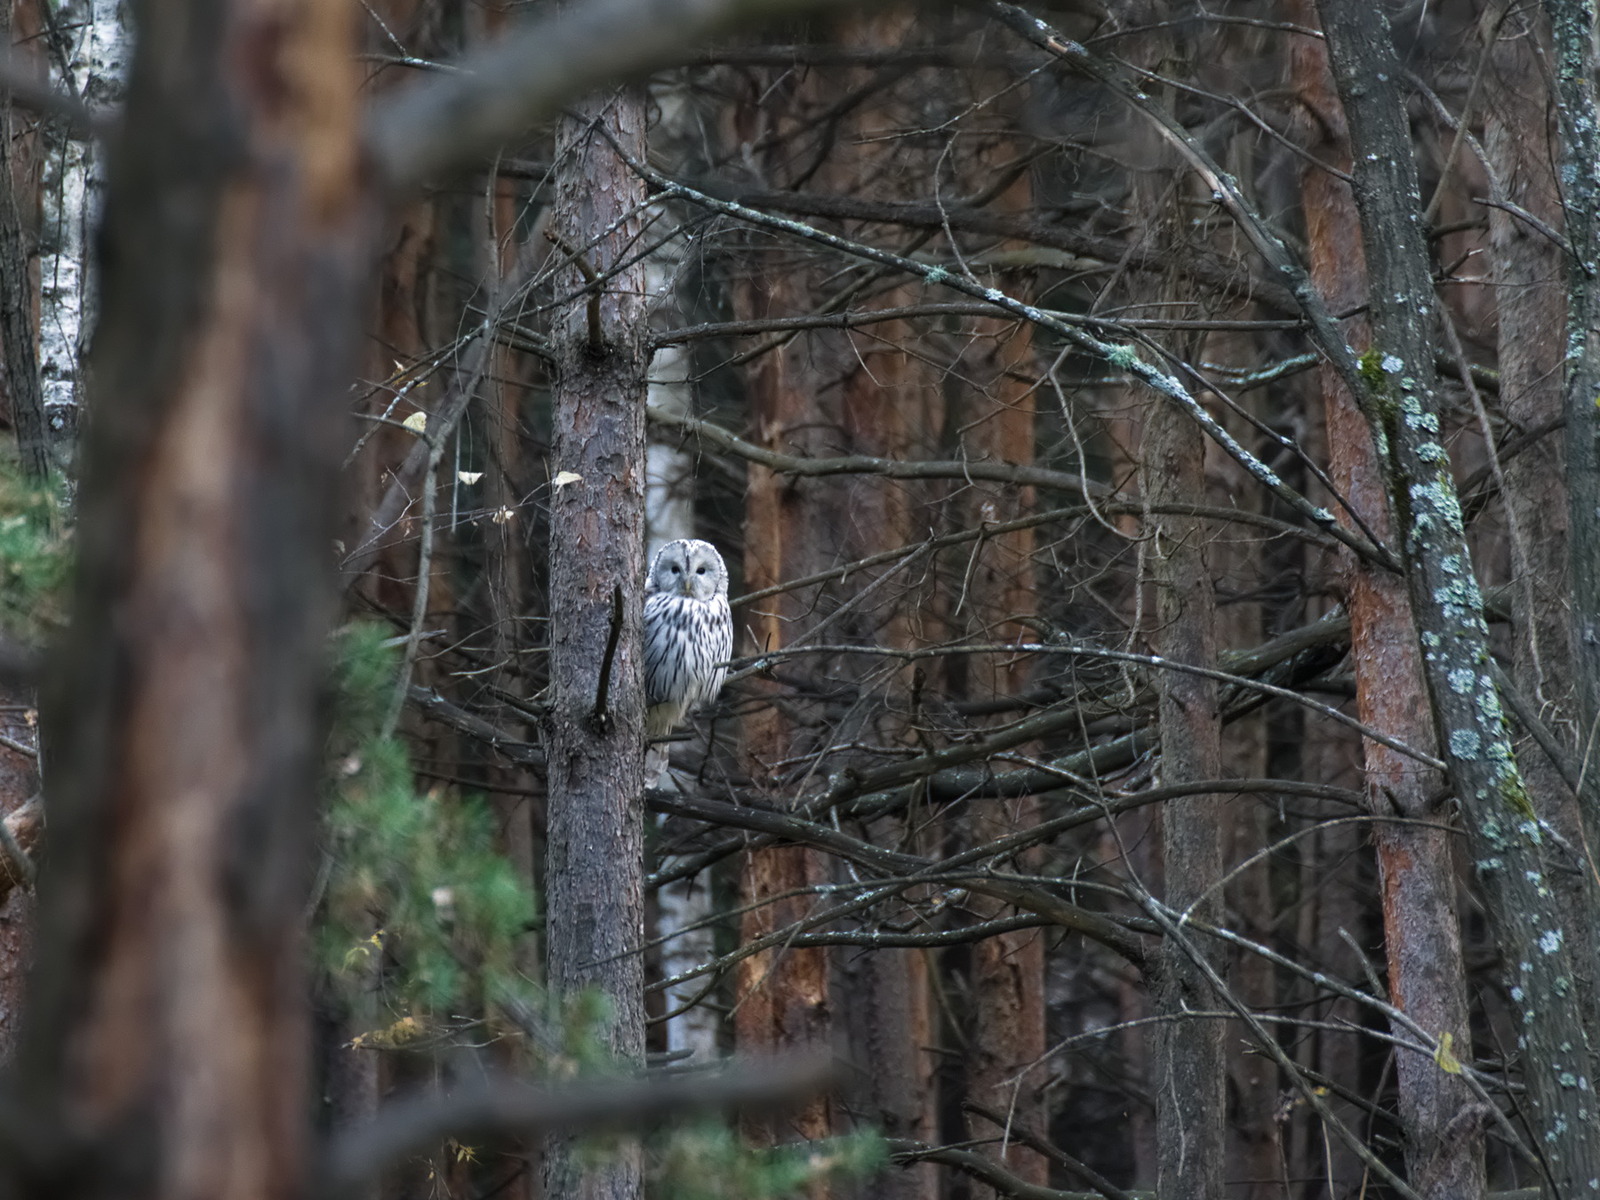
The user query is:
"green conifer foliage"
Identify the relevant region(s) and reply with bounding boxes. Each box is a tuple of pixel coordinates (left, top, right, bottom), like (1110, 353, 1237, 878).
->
(320, 624, 536, 1018)
(0, 463, 69, 644)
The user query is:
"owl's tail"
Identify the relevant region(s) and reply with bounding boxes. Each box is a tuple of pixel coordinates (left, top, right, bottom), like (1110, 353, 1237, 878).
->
(645, 742, 671, 784)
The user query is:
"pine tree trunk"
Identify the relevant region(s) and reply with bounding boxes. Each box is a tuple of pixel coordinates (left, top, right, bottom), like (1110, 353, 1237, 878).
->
(1122, 18, 1226, 1195)
(10, 0, 371, 1194)
(542, 83, 651, 1200)
(1291, 11, 1483, 1196)
(1319, 0, 1600, 1184)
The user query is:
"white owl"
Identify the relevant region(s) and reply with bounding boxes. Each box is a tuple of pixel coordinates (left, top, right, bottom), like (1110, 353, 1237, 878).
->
(643, 539, 734, 740)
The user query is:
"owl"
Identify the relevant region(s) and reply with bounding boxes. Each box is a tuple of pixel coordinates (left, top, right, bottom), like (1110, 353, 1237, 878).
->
(643, 539, 734, 740)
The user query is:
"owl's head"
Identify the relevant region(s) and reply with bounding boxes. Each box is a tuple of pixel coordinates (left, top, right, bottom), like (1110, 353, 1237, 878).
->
(648, 539, 729, 601)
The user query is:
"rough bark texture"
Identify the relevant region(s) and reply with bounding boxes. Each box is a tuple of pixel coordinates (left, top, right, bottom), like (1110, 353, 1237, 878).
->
(1539, 3, 1600, 1070)
(10, 0, 369, 1196)
(542, 84, 651, 1200)
(1294, 10, 1483, 1195)
(1320, 0, 1600, 1188)
(0, 687, 36, 1063)
(1544, 0, 1600, 862)
(735, 273, 835, 1151)
(1145, 391, 1225, 1200)
(959, 172, 1046, 1197)
(1126, 20, 1226, 1197)
(0, 0, 47, 478)
(1484, 0, 1599, 1050)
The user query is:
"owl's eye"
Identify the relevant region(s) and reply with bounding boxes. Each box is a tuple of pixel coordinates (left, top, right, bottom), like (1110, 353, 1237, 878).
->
(670, 565, 681, 573)
(696, 566, 706, 575)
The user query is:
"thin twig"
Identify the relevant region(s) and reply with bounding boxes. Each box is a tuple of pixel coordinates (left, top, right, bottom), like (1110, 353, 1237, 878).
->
(382, 456, 438, 741)
(544, 227, 604, 351)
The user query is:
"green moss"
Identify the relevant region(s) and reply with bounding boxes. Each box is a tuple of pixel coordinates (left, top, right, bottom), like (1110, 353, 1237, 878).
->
(1358, 348, 1388, 390)
(1107, 344, 1142, 370)
(1500, 775, 1538, 822)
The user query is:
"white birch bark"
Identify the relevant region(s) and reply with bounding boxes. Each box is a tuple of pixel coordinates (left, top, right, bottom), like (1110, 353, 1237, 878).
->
(37, 0, 128, 431)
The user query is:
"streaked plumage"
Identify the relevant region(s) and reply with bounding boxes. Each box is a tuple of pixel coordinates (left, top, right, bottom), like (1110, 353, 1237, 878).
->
(643, 539, 734, 739)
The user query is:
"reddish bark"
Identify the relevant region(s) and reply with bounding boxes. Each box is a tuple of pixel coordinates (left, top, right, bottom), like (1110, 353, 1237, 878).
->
(10, 1, 372, 1195)
(956, 170, 1047, 1195)
(1293, 8, 1482, 1196)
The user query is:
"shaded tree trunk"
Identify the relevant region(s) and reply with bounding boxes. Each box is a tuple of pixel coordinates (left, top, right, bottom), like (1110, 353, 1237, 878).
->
(1124, 22, 1226, 1196)
(542, 82, 651, 1200)
(1483, 0, 1598, 1052)
(0, 0, 47, 478)
(1543, 0, 1600, 872)
(12, 0, 371, 1195)
(958, 175, 1046, 1198)
(1320, 0, 1600, 1186)
(1293, 11, 1483, 1197)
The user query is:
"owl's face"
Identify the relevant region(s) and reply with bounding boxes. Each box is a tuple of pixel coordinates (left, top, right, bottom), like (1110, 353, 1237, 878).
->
(648, 539, 729, 602)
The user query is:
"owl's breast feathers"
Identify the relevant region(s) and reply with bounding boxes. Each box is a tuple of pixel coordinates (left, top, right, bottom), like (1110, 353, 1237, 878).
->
(643, 590, 733, 737)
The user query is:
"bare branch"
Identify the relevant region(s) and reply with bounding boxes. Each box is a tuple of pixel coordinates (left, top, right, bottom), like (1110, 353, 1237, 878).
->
(320, 1053, 834, 1195)
(366, 0, 858, 191)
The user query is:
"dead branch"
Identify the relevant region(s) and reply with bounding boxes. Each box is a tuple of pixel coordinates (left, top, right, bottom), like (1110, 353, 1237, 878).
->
(320, 1052, 834, 1195)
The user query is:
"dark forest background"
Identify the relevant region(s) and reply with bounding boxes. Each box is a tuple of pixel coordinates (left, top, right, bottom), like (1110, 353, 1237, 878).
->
(2, 1, 1599, 1197)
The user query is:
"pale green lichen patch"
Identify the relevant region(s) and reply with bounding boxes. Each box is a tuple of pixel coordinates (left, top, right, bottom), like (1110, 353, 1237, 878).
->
(1476, 684, 1504, 724)
(1107, 344, 1141, 370)
(1433, 570, 1484, 619)
(1449, 729, 1481, 758)
(1409, 478, 1467, 526)
(1448, 667, 1475, 694)
(1542, 928, 1565, 954)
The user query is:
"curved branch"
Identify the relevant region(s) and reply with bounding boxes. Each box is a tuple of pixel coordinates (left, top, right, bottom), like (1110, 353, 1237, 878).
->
(366, 0, 857, 191)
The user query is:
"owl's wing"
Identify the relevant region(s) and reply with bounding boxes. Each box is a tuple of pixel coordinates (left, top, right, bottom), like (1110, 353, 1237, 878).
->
(706, 596, 734, 701)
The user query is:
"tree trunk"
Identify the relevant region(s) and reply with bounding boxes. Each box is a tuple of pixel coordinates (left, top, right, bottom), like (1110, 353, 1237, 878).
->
(1543, 0, 1600, 873)
(1122, 18, 1226, 1196)
(11, 0, 370, 1195)
(957, 173, 1046, 1198)
(0, 0, 47, 478)
(1483, 0, 1598, 1051)
(1292, 10, 1483, 1197)
(542, 82, 651, 1200)
(1144, 383, 1225, 1200)
(1319, 0, 1600, 1186)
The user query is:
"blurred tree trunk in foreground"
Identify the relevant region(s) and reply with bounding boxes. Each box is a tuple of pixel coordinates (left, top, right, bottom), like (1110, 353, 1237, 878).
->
(12, 0, 368, 1195)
